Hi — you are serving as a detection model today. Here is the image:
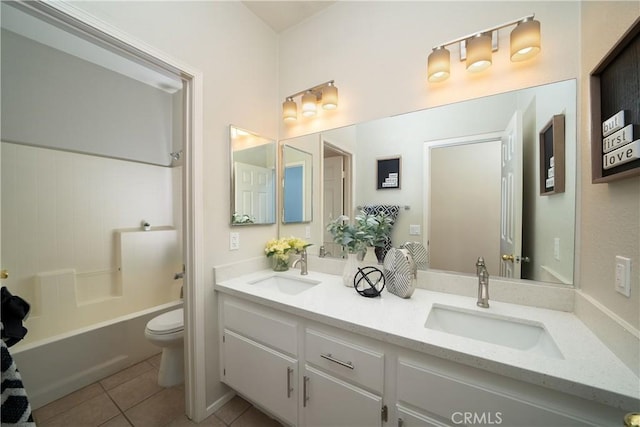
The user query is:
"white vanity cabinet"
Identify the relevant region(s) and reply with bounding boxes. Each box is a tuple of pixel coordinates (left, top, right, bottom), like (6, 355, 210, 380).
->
(220, 297, 299, 426)
(302, 328, 385, 427)
(395, 352, 625, 427)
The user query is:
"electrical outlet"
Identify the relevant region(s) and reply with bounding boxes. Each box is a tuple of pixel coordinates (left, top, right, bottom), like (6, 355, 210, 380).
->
(229, 232, 240, 251)
(615, 256, 631, 297)
(409, 224, 421, 236)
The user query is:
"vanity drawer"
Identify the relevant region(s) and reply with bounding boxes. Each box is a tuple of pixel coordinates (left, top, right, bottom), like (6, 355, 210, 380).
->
(305, 328, 384, 393)
(223, 298, 297, 356)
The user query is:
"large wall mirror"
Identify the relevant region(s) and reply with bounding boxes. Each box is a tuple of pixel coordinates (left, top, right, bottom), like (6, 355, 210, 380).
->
(282, 144, 313, 223)
(230, 125, 276, 225)
(279, 79, 577, 285)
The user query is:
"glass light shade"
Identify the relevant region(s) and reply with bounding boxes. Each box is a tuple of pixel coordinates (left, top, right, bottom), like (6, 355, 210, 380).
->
(466, 33, 492, 72)
(322, 83, 338, 110)
(282, 98, 297, 122)
(301, 91, 317, 117)
(427, 47, 450, 82)
(510, 19, 541, 62)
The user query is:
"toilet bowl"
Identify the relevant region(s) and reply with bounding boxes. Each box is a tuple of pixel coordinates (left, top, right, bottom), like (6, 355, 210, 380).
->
(144, 308, 184, 387)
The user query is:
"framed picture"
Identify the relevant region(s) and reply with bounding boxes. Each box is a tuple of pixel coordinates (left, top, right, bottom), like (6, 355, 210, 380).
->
(539, 114, 565, 195)
(377, 156, 401, 189)
(590, 17, 640, 183)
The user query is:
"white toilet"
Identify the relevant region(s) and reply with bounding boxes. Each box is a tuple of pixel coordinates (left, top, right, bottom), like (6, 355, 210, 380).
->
(144, 308, 184, 387)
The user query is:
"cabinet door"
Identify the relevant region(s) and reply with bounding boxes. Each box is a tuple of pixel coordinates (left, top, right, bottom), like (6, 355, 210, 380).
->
(397, 404, 452, 427)
(223, 330, 297, 426)
(303, 365, 382, 427)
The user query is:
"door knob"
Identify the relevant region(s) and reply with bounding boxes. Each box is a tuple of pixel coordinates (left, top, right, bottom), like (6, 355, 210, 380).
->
(501, 254, 515, 262)
(1, 270, 8, 279)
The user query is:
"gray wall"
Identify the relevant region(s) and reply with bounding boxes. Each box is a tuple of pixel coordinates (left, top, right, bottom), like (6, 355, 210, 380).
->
(1, 29, 179, 166)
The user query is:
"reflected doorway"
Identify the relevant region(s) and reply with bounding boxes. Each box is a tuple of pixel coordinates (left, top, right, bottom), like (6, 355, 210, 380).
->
(322, 142, 352, 257)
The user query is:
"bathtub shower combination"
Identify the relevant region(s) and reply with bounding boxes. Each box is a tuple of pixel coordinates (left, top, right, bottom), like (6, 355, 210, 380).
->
(7, 227, 183, 409)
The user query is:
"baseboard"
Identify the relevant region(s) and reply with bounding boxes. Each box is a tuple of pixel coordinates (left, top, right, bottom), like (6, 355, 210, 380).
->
(204, 390, 236, 419)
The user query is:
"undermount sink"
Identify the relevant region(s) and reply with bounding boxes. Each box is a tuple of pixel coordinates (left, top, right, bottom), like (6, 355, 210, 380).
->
(247, 274, 321, 295)
(425, 304, 563, 359)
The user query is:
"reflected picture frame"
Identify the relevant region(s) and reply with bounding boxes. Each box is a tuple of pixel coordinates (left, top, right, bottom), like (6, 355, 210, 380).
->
(377, 156, 401, 190)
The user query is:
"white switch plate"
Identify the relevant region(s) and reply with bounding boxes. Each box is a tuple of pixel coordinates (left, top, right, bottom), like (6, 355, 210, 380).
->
(229, 232, 240, 251)
(553, 238, 560, 260)
(615, 255, 631, 297)
(409, 224, 421, 236)
(305, 226, 311, 239)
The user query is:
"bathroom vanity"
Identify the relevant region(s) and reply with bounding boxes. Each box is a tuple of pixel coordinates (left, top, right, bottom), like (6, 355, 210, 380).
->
(214, 268, 638, 426)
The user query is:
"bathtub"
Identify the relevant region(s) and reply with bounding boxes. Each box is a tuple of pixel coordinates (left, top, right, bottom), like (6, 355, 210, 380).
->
(11, 300, 183, 410)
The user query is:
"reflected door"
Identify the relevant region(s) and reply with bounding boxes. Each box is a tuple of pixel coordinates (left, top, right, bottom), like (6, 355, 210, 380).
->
(323, 156, 344, 255)
(235, 162, 274, 224)
(500, 111, 523, 278)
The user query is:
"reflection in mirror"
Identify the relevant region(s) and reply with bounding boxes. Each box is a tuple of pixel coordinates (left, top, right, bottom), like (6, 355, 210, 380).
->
(282, 145, 313, 223)
(284, 79, 577, 285)
(230, 126, 276, 225)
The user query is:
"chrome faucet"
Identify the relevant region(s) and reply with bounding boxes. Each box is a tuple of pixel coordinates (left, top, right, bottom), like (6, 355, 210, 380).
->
(292, 249, 308, 275)
(476, 257, 490, 308)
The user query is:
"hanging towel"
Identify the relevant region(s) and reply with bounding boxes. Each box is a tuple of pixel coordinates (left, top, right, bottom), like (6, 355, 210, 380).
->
(362, 205, 401, 261)
(1, 287, 30, 348)
(1, 322, 35, 426)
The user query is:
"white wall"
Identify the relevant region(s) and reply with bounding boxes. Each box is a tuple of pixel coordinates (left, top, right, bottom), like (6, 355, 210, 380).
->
(577, 2, 640, 370)
(68, 0, 280, 409)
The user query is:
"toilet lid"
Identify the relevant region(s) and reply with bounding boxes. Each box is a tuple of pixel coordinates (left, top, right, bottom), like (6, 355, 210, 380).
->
(146, 308, 184, 334)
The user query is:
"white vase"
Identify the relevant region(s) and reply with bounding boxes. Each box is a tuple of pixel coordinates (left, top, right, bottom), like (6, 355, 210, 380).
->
(342, 253, 360, 287)
(362, 246, 379, 267)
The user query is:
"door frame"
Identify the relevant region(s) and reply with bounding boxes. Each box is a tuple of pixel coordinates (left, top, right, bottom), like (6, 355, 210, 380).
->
(30, 1, 206, 421)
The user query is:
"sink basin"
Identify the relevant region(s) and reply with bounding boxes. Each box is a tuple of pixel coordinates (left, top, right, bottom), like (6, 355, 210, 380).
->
(247, 274, 321, 295)
(425, 304, 563, 359)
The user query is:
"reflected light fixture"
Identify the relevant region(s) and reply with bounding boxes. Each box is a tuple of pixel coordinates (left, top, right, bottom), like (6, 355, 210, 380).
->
(282, 80, 338, 122)
(426, 14, 541, 83)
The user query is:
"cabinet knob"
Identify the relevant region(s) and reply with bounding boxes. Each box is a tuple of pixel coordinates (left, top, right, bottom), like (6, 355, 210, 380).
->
(1, 269, 7, 279)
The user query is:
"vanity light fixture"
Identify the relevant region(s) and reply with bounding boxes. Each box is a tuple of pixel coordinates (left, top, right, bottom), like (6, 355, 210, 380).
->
(427, 14, 541, 82)
(282, 80, 338, 122)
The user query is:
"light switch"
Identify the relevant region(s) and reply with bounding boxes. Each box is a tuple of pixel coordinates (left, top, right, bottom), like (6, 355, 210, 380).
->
(230, 232, 240, 250)
(305, 226, 311, 239)
(409, 225, 421, 236)
(553, 238, 560, 260)
(615, 255, 631, 297)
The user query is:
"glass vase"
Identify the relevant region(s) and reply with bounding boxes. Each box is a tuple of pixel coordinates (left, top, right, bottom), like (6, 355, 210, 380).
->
(342, 253, 360, 287)
(272, 254, 289, 272)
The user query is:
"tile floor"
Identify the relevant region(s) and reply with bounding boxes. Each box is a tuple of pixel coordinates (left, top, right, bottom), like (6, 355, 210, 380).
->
(32, 353, 282, 427)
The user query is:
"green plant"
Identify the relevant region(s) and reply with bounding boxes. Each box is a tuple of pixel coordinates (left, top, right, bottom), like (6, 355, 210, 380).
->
(326, 211, 393, 254)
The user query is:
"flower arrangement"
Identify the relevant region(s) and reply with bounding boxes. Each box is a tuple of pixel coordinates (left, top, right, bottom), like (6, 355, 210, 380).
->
(326, 211, 393, 254)
(232, 212, 255, 224)
(264, 236, 311, 271)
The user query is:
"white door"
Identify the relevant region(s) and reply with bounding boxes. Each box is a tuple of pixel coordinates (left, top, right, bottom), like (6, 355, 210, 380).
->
(323, 155, 344, 255)
(222, 330, 298, 426)
(303, 365, 382, 427)
(234, 161, 274, 224)
(500, 111, 523, 278)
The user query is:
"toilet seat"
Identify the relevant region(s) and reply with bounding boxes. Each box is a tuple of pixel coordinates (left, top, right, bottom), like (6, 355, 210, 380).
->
(146, 308, 183, 335)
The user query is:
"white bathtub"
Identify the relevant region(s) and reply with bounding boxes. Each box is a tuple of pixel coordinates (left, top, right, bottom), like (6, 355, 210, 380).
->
(11, 300, 183, 409)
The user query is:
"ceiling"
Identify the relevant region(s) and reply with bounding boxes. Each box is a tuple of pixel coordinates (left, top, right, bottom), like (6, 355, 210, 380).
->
(242, 1, 335, 33)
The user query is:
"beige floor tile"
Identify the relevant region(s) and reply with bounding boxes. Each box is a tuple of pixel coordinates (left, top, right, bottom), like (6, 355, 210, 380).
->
(100, 414, 132, 427)
(125, 385, 185, 427)
(147, 353, 163, 370)
(33, 383, 104, 423)
(229, 407, 282, 427)
(100, 361, 155, 391)
(38, 393, 120, 427)
(107, 369, 164, 411)
(214, 395, 251, 425)
(166, 413, 226, 426)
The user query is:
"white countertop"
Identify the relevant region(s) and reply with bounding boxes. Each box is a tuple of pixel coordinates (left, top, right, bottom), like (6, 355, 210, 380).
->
(215, 268, 640, 410)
